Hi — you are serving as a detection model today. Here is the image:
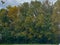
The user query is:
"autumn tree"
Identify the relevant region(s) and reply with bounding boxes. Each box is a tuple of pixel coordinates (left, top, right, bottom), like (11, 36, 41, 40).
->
(0, 0, 59, 43)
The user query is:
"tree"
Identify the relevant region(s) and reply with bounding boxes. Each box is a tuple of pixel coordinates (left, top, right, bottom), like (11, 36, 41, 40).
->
(0, 0, 58, 43)
(7, 6, 18, 21)
(52, 0, 60, 43)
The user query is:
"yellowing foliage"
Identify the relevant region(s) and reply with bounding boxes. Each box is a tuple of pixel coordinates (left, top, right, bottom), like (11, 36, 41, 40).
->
(8, 6, 18, 20)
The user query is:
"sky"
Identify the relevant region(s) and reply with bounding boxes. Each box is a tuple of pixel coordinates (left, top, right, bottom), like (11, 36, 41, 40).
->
(0, 0, 57, 9)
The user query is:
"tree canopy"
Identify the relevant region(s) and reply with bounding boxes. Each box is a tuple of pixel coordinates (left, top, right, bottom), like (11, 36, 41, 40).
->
(0, 0, 59, 44)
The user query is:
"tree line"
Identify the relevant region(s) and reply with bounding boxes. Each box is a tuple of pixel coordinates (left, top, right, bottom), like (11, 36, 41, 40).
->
(0, 0, 60, 44)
